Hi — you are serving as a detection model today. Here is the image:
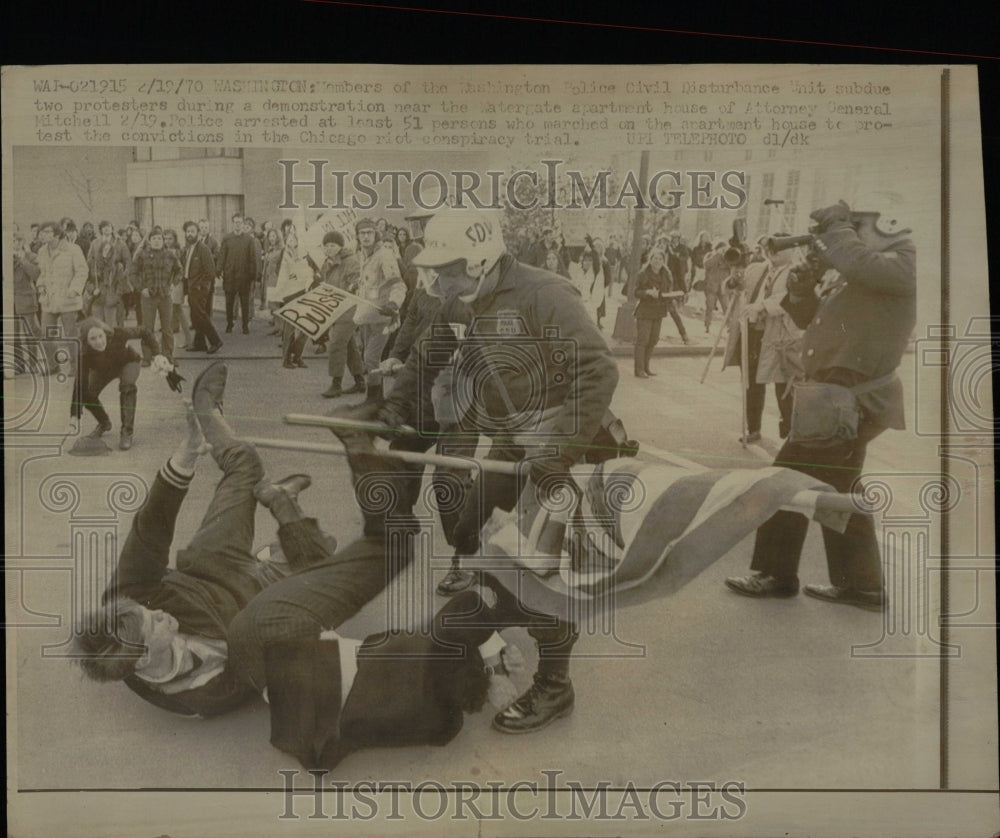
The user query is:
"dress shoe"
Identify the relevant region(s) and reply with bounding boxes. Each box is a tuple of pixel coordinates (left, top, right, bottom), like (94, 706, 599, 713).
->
(803, 584, 886, 612)
(724, 573, 799, 598)
(254, 473, 312, 507)
(492, 674, 575, 734)
(436, 566, 476, 596)
(119, 432, 133, 451)
(225, 323, 234, 333)
(206, 343, 222, 355)
(88, 419, 113, 438)
(192, 361, 227, 415)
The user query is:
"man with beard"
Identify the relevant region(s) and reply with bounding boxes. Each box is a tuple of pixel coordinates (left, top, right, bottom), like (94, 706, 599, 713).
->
(181, 220, 222, 354)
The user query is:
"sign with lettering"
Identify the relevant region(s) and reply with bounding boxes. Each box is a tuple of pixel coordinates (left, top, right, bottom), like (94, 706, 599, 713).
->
(274, 283, 367, 337)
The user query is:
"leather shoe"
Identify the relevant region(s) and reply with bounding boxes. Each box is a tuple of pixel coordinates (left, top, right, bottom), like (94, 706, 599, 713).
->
(88, 419, 113, 438)
(436, 566, 476, 596)
(192, 361, 227, 415)
(803, 584, 886, 612)
(254, 473, 312, 507)
(493, 675, 574, 734)
(725, 573, 799, 598)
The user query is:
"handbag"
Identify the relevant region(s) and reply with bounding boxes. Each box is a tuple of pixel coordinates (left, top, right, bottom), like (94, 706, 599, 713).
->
(788, 372, 898, 444)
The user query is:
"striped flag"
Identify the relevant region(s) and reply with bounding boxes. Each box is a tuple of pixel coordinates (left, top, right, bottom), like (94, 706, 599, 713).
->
(476, 461, 842, 609)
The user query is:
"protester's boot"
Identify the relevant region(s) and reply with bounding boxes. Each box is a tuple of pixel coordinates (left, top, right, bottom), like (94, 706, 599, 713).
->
(88, 405, 113, 438)
(192, 361, 236, 452)
(493, 619, 578, 733)
(118, 385, 137, 450)
(321, 377, 343, 399)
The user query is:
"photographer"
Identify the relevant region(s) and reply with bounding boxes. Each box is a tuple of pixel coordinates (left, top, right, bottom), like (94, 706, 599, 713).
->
(725, 195, 915, 610)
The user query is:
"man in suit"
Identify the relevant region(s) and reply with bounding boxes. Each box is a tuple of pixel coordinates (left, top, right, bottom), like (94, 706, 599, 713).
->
(725, 195, 915, 610)
(216, 213, 259, 334)
(181, 220, 222, 354)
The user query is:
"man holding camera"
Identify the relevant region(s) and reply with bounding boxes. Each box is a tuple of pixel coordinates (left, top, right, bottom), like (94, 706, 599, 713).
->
(725, 194, 915, 610)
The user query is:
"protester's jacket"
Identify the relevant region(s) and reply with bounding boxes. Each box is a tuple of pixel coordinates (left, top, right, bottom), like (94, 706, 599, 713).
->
(182, 241, 217, 293)
(633, 264, 674, 319)
(387, 255, 618, 461)
(36, 239, 89, 313)
(103, 465, 264, 717)
(319, 252, 361, 293)
(131, 247, 182, 297)
(13, 251, 40, 314)
(355, 246, 405, 325)
(71, 325, 160, 419)
(702, 250, 730, 292)
(217, 233, 260, 285)
(88, 240, 132, 302)
(264, 630, 480, 771)
(782, 227, 916, 429)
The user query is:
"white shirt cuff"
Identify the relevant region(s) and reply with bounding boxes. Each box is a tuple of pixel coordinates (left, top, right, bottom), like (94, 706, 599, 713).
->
(478, 632, 506, 661)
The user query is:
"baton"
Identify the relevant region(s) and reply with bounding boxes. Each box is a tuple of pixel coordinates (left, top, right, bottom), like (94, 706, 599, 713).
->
(245, 436, 870, 518)
(284, 413, 419, 436)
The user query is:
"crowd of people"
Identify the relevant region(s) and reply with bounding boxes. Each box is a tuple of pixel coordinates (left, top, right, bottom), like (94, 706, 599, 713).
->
(56, 194, 916, 773)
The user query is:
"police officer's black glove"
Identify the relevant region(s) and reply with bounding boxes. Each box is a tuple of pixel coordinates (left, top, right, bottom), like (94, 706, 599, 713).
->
(809, 201, 851, 233)
(165, 368, 185, 394)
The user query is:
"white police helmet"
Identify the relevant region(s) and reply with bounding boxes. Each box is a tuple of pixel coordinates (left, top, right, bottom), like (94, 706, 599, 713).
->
(849, 191, 911, 239)
(411, 207, 506, 276)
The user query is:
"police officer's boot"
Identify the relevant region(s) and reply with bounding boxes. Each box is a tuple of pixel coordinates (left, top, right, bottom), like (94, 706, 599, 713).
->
(119, 384, 137, 450)
(492, 619, 578, 734)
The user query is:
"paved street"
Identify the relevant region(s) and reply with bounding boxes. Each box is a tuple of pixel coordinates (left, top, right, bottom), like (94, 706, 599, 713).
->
(4, 307, 989, 795)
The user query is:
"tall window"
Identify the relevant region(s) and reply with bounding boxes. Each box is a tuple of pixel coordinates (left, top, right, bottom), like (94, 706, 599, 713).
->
(756, 172, 775, 234)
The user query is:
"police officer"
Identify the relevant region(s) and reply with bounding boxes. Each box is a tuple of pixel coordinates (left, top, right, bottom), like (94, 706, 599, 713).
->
(725, 194, 915, 610)
(371, 207, 620, 732)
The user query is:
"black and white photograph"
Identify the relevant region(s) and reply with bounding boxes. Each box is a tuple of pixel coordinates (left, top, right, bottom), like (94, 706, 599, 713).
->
(2, 60, 996, 837)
